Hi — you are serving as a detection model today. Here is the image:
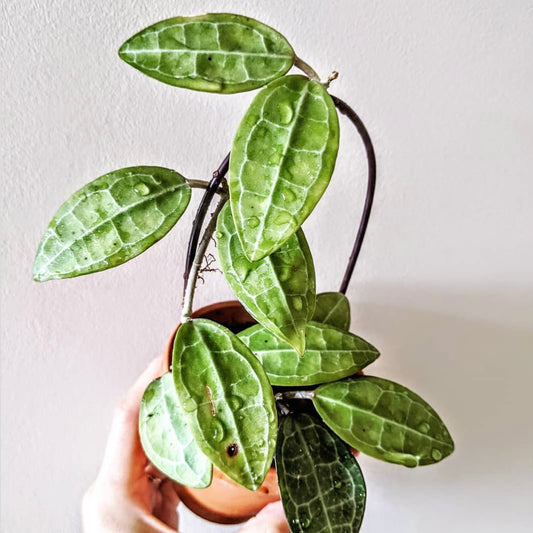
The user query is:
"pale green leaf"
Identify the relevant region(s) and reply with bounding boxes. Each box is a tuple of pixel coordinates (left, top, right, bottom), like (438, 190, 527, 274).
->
(139, 373, 212, 488)
(33, 166, 190, 281)
(314, 376, 455, 467)
(217, 203, 315, 355)
(229, 74, 339, 261)
(239, 321, 378, 386)
(172, 319, 277, 490)
(312, 292, 350, 330)
(276, 412, 366, 533)
(119, 13, 294, 93)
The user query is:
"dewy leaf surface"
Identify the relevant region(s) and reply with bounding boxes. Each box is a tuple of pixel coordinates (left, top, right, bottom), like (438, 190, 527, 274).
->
(229, 75, 340, 261)
(312, 292, 351, 330)
(239, 321, 379, 386)
(119, 13, 294, 93)
(217, 203, 315, 355)
(33, 166, 190, 281)
(139, 373, 212, 488)
(276, 412, 366, 533)
(314, 376, 455, 467)
(172, 319, 277, 490)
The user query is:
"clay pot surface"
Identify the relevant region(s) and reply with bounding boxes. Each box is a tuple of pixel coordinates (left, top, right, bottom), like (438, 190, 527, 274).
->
(162, 300, 280, 524)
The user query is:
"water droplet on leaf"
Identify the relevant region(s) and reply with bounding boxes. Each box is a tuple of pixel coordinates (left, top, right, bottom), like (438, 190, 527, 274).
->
(333, 479, 343, 489)
(228, 395, 243, 411)
(211, 419, 225, 442)
(431, 448, 442, 461)
(216, 231, 223, 239)
(281, 189, 296, 202)
(246, 216, 260, 228)
(234, 256, 251, 281)
(418, 422, 430, 434)
(292, 296, 303, 311)
(134, 183, 150, 196)
(279, 102, 294, 124)
(274, 212, 291, 225)
(182, 398, 197, 412)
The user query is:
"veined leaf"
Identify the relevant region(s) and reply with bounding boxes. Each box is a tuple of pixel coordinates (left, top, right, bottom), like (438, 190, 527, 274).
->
(119, 13, 294, 93)
(312, 292, 350, 330)
(139, 373, 212, 488)
(229, 74, 339, 261)
(314, 376, 455, 467)
(239, 321, 378, 386)
(33, 166, 190, 281)
(217, 203, 315, 355)
(172, 319, 277, 490)
(276, 412, 366, 533)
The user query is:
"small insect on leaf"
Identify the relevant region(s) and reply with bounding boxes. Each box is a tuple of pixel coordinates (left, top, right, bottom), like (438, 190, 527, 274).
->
(33, 166, 190, 281)
(119, 13, 295, 93)
(314, 376, 455, 467)
(217, 203, 315, 355)
(172, 319, 277, 490)
(229, 75, 340, 261)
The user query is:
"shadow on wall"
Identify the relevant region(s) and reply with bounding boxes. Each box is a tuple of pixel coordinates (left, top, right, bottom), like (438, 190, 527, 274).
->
(351, 284, 533, 481)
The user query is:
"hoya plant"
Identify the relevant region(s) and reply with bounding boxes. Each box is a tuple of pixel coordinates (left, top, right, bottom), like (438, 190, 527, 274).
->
(34, 13, 454, 532)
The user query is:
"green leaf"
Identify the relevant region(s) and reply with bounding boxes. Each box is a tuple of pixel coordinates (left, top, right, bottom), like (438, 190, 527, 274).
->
(229, 74, 340, 261)
(139, 373, 212, 488)
(217, 203, 315, 355)
(314, 376, 455, 467)
(33, 166, 190, 282)
(172, 319, 277, 490)
(239, 321, 379, 386)
(312, 292, 351, 330)
(276, 412, 366, 533)
(119, 13, 294, 93)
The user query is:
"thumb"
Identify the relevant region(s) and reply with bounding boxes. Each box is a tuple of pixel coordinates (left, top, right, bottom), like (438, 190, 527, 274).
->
(237, 502, 290, 533)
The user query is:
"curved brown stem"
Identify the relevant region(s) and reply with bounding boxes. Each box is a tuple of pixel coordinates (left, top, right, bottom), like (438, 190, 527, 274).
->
(330, 95, 376, 295)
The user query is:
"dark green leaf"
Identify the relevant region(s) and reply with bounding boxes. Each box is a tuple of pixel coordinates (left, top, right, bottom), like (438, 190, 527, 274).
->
(276, 412, 366, 533)
(139, 373, 212, 488)
(312, 292, 350, 330)
(229, 75, 340, 261)
(172, 319, 277, 490)
(217, 203, 315, 355)
(239, 321, 379, 386)
(119, 13, 294, 93)
(314, 376, 455, 467)
(33, 166, 190, 281)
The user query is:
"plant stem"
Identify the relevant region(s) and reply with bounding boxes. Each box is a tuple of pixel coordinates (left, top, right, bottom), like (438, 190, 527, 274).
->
(183, 154, 230, 297)
(186, 178, 214, 189)
(181, 192, 228, 322)
(294, 56, 321, 82)
(275, 390, 315, 401)
(330, 95, 377, 295)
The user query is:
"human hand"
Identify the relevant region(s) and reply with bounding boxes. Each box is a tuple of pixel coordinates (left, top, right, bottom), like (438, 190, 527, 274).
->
(82, 356, 289, 533)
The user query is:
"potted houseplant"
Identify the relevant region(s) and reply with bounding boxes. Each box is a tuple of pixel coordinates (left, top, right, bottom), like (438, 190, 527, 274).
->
(33, 13, 454, 532)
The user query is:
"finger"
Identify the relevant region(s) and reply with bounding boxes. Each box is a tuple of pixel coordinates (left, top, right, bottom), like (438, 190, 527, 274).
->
(153, 479, 180, 530)
(97, 356, 165, 486)
(237, 502, 290, 533)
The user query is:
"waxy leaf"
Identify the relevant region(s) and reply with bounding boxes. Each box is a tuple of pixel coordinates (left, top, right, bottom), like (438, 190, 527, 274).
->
(217, 203, 315, 355)
(276, 413, 366, 533)
(139, 373, 212, 488)
(119, 13, 294, 93)
(239, 321, 379, 386)
(33, 166, 190, 281)
(229, 74, 340, 261)
(314, 376, 455, 467)
(172, 319, 277, 490)
(312, 292, 351, 330)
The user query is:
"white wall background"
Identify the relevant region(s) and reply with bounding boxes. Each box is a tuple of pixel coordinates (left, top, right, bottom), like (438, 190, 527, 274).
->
(2, 1, 532, 532)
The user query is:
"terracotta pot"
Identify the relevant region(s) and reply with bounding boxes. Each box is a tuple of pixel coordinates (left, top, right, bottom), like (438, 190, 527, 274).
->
(162, 300, 280, 525)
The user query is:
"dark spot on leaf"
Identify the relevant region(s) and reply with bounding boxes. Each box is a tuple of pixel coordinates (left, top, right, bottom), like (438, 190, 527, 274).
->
(264, 339, 268, 343)
(227, 443, 238, 457)
(84, 257, 88, 260)
(208, 56, 212, 61)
